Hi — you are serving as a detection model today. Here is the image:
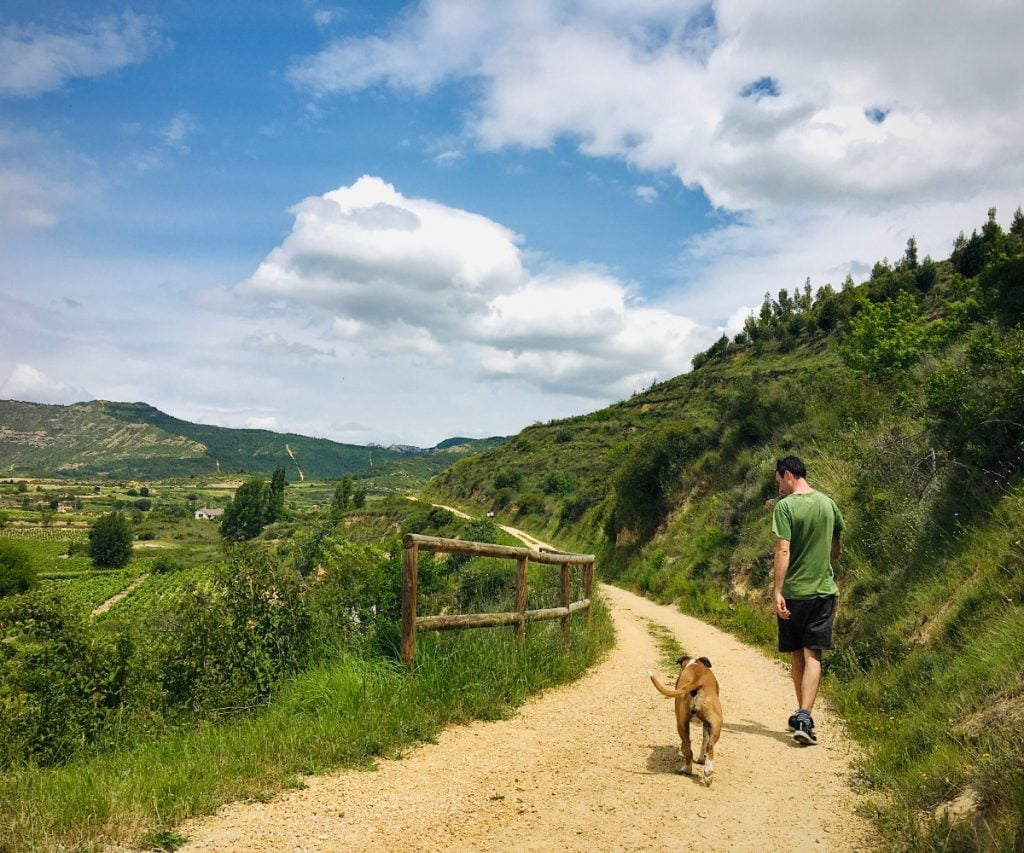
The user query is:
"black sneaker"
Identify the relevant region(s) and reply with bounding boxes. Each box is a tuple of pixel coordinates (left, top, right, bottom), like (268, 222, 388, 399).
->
(792, 714, 817, 745)
(787, 711, 799, 732)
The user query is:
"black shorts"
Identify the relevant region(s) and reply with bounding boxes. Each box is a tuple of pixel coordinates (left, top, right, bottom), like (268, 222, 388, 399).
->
(778, 595, 836, 652)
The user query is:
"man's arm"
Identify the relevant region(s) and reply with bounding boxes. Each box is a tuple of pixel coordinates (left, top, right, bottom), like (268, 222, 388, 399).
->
(773, 538, 791, 619)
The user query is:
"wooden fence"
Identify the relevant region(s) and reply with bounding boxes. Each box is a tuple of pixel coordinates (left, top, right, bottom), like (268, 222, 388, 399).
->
(401, 533, 595, 667)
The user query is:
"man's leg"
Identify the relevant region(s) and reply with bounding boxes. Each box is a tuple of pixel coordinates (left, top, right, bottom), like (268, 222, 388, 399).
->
(790, 649, 805, 708)
(799, 647, 822, 712)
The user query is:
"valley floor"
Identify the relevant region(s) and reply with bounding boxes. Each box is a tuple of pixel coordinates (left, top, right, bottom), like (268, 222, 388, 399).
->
(177, 580, 873, 851)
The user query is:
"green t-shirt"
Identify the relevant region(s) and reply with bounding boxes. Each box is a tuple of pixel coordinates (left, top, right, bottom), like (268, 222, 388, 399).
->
(772, 490, 845, 599)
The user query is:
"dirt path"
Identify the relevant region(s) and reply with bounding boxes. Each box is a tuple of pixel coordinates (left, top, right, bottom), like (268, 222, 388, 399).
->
(424, 501, 473, 520)
(180, 547, 873, 850)
(91, 573, 149, 617)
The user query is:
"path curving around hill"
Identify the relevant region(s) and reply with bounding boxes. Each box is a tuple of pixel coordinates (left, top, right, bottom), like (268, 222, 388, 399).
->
(179, 526, 873, 852)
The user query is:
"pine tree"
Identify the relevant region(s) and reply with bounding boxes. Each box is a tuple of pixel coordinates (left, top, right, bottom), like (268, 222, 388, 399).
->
(333, 476, 353, 511)
(903, 236, 918, 269)
(267, 466, 287, 523)
(1010, 206, 1024, 237)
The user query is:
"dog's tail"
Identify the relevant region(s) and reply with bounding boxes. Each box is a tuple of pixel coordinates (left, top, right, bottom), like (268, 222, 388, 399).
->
(648, 670, 690, 698)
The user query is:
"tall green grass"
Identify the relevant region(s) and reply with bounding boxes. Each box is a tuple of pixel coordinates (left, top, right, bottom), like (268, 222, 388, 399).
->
(0, 598, 613, 851)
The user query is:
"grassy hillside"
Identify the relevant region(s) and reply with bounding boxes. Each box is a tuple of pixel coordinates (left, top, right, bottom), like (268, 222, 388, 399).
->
(426, 207, 1024, 848)
(0, 399, 502, 483)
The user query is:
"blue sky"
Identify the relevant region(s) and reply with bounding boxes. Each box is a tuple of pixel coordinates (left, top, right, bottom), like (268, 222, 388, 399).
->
(2, 1, 1022, 446)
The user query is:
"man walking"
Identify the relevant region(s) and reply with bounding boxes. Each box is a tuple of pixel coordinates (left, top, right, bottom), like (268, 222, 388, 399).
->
(771, 456, 845, 745)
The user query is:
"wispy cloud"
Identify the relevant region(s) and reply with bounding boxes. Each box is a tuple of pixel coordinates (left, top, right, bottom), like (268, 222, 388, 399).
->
(310, 7, 348, 29)
(434, 149, 464, 166)
(0, 12, 162, 98)
(634, 185, 658, 204)
(242, 330, 336, 363)
(0, 122, 89, 228)
(0, 166, 68, 228)
(162, 111, 197, 151)
(129, 111, 199, 172)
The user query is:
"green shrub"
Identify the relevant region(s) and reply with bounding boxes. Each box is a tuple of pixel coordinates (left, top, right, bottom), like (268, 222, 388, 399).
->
(455, 561, 514, 610)
(151, 555, 183, 574)
(610, 425, 705, 542)
(542, 471, 575, 496)
(154, 546, 313, 708)
(401, 506, 456, 537)
(839, 291, 929, 381)
(0, 541, 37, 597)
(494, 470, 522, 490)
(308, 540, 399, 646)
(516, 493, 546, 516)
(0, 592, 134, 767)
(491, 488, 515, 511)
(721, 374, 803, 449)
(89, 512, 133, 568)
(560, 487, 602, 523)
(460, 519, 499, 544)
(926, 326, 1024, 469)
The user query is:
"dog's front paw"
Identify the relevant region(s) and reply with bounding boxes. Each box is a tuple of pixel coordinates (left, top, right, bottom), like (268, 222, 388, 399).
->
(702, 759, 714, 786)
(678, 763, 693, 776)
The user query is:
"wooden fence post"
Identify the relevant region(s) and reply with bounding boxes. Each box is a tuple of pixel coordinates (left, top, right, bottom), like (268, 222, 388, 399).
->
(402, 537, 418, 668)
(584, 558, 594, 626)
(515, 554, 529, 644)
(560, 562, 571, 636)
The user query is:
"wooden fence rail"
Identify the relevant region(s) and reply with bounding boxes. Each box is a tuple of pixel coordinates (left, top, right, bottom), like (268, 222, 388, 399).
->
(401, 533, 595, 668)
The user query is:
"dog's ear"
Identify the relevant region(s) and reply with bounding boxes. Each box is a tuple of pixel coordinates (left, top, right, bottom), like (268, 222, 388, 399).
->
(697, 656, 712, 668)
(675, 655, 691, 667)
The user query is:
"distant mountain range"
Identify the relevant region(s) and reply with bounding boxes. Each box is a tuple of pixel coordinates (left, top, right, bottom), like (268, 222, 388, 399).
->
(0, 399, 503, 481)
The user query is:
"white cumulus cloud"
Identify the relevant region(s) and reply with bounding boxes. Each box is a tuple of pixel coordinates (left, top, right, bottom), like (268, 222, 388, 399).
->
(289, 0, 1024, 214)
(0, 363, 91, 405)
(233, 176, 705, 399)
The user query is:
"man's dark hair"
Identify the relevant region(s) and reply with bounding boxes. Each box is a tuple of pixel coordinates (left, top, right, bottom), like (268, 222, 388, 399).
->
(776, 456, 807, 479)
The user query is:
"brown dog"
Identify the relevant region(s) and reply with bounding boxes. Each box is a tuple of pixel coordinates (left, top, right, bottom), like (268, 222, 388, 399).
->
(649, 656, 723, 785)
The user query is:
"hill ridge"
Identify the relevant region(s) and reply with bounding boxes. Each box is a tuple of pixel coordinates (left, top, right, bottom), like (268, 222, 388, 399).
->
(0, 399, 502, 481)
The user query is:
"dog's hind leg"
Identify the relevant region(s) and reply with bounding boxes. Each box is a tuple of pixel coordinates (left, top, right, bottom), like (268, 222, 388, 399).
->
(677, 705, 694, 776)
(698, 720, 710, 764)
(702, 717, 722, 786)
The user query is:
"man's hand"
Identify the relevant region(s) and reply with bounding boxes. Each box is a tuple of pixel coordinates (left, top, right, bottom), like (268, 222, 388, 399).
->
(774, 591, 791, 620)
